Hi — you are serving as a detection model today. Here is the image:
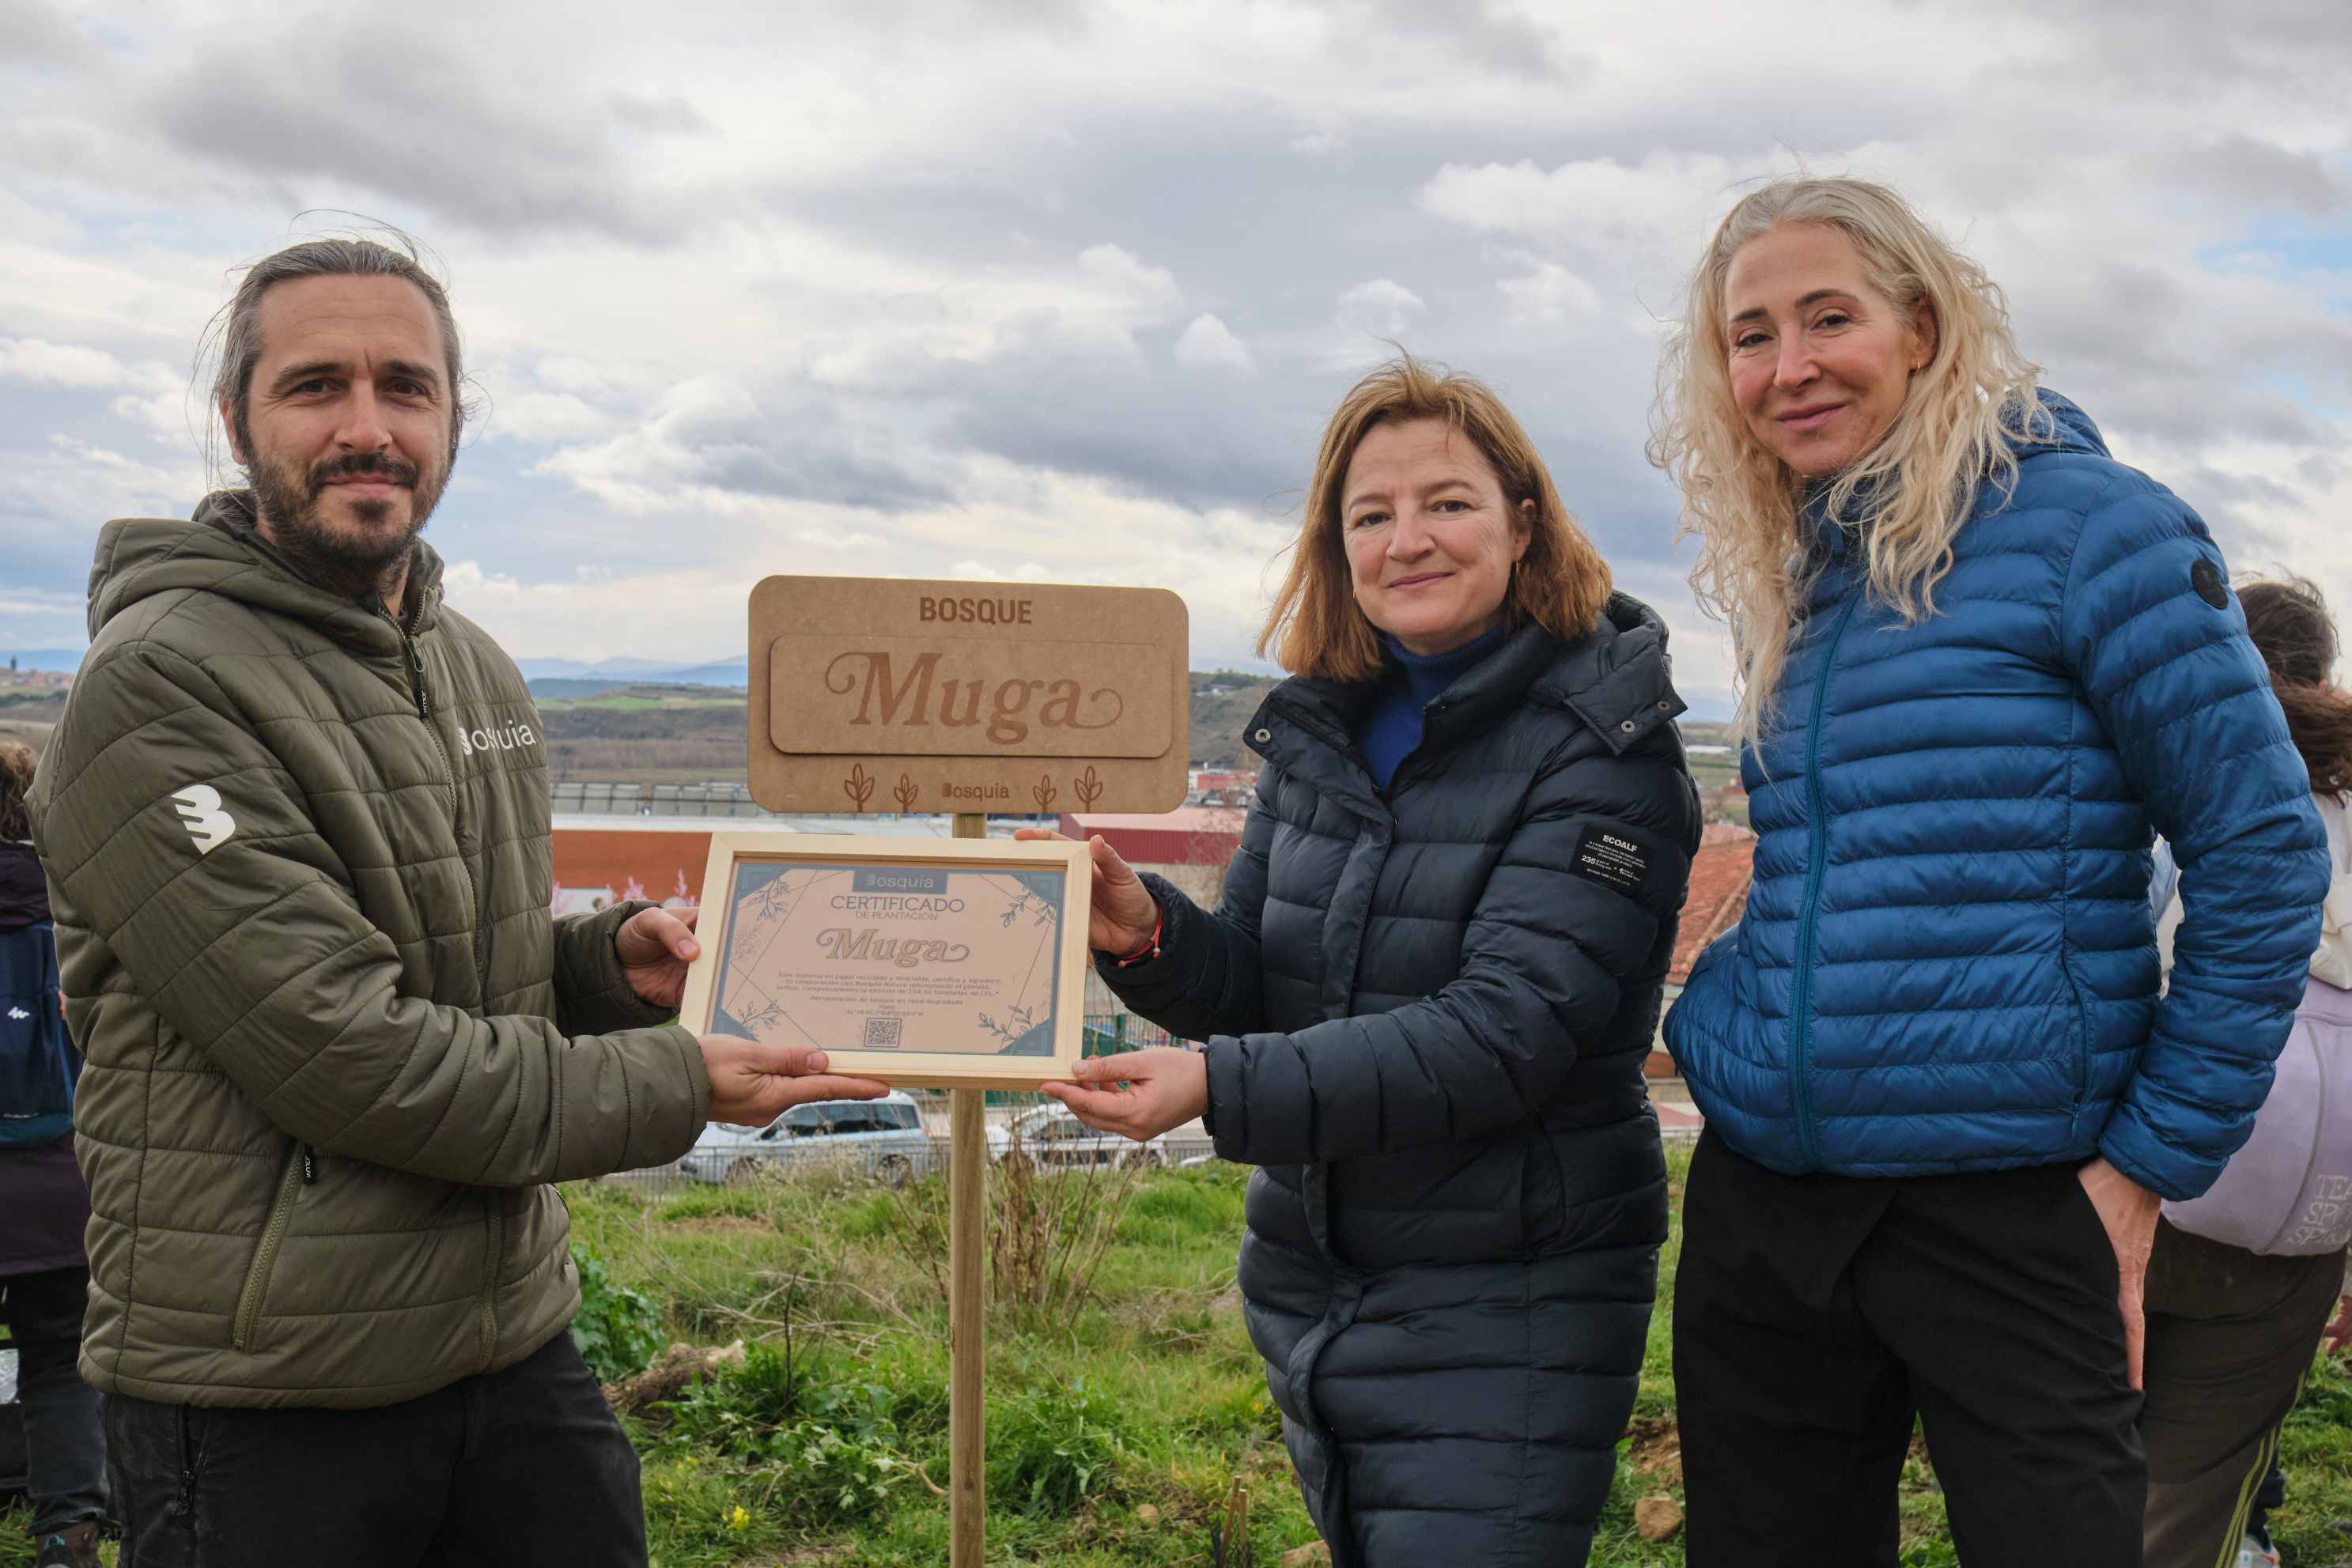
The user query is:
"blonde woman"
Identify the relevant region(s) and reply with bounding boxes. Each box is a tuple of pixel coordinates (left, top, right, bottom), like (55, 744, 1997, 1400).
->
(1029, 359, 1700, 1566)
(1653, 177, 2330, 1565)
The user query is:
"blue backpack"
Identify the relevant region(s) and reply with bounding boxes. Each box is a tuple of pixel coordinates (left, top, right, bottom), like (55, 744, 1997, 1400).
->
(0, 920, 76, 1147)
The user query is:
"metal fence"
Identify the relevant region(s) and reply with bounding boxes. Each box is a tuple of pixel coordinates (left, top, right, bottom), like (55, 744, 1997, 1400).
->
(550, 780, 780, 818)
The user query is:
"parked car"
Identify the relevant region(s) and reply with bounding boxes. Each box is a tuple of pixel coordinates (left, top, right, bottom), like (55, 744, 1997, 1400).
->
(678, 1092, 931, 1187)
(986, 1103, 1170, 1169)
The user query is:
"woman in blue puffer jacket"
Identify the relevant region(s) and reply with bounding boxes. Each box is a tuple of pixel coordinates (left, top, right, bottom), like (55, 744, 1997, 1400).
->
(1650, 176, 2331, 1566)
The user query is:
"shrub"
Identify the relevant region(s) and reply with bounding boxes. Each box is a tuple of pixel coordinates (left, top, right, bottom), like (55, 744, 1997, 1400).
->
(988, 1377, 1129, 1513)
(891, 1138, 1149, 1317)
(660, 1341, 914, 1525)
(569, 1241, 664, 1383)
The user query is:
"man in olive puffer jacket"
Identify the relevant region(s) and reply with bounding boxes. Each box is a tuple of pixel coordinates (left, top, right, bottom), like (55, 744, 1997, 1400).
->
(28, 236, 882, 1567)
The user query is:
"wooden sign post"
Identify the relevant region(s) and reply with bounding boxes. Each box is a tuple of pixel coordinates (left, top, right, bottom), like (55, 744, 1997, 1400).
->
(744, 576, 1188, 1568)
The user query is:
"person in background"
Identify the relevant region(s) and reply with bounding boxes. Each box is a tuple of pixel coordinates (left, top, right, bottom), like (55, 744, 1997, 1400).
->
(0, 739, 106, 1568)
(1651, 176, 2330, 1565)
(1024, 357, 1700, 1566)
(2140, 572, 2352, 1568)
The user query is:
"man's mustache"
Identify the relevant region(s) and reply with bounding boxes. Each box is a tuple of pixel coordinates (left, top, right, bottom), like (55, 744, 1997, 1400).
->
(309, 454, 421, 490)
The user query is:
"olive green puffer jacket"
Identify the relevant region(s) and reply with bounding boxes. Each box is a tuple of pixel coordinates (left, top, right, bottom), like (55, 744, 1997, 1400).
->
(28, 493, 710, 1408)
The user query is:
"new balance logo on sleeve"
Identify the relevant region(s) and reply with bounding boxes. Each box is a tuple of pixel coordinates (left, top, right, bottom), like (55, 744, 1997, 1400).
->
(6, 1007, 28, 1022)
(170, 784, 236, 854)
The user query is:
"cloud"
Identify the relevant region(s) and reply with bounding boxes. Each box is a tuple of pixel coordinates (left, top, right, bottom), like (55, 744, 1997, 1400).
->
(1076, 244, 1181, 312)
(531, 376, 946, 514)
(1335, 278, 1424, 338)
(1499, 261, 1601, 323)
(0, 0, 2344, 688)
(1174, 313, 1257, 373)
(480, 391, 614, 444)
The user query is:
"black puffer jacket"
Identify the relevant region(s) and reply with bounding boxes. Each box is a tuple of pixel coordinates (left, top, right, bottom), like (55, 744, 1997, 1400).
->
(1105, 597, 1700, 1566)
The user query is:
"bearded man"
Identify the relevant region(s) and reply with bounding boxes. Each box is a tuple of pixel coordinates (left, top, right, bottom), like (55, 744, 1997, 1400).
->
(28, 236, 883, 1566)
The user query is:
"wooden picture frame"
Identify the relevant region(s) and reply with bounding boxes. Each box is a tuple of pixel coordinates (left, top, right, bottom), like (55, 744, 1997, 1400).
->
(676, 832, 1093, 1090)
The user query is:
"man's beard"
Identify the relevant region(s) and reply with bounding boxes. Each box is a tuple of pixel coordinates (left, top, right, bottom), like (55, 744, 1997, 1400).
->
(247, 446, 448, 606)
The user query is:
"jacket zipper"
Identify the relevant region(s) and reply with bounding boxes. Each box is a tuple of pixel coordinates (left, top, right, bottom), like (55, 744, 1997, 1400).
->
(232, 1143, 308, 1351)
(389, 607, 502, 1365)
(1787, 591, 1863, 1172)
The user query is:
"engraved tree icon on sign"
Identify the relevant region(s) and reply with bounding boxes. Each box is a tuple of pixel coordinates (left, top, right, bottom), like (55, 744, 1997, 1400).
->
(1032, 773, 1057, 813)
(844, 764, 876, 813)
(893, 773, 920, 814)
(1072, 765, 1104, 810)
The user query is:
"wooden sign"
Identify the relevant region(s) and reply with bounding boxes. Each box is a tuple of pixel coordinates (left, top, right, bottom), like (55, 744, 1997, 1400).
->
(677, 833, 1091, 1090)
(749, 577, 1189, 815)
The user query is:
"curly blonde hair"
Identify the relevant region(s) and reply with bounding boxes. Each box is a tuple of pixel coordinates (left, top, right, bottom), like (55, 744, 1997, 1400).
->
(1648, 177, 2049, 744)
(1261, 355, 1612, 682)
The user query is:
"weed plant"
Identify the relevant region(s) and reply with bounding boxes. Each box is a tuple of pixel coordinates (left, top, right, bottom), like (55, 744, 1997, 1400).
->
(887, 1137, 1148, 1321)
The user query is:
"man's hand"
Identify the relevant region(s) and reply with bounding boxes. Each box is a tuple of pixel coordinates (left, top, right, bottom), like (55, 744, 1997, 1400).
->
(1041, 1047, 1207, 1141)
(698, 1035, 888, 1124)
(2323, 1294, 2351, 1358)
(617, 906, 700, 1011)
(1011, 829, 1159, 955)
(2078, 1156, 2163, 1389)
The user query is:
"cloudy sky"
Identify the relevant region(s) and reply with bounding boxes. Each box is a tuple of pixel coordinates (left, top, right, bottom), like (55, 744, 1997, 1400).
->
(4, 0, 2349, 712)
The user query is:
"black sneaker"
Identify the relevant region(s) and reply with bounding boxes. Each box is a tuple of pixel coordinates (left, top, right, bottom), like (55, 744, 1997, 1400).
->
(35, 1521, 102, 1568)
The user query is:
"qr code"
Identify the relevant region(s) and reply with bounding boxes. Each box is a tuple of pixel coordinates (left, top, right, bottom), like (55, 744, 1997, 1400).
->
(863, 1017, 904, 1048)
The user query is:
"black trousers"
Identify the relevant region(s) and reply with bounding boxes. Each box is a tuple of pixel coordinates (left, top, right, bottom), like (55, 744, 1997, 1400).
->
(0, 1266, 107, 1536)
(1674, 1130, 2143, 1566)
(104, 1332, 645, 1567)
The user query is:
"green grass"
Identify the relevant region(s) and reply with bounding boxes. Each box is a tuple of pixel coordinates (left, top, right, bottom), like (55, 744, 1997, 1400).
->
(9, 1147, 2350, 1565)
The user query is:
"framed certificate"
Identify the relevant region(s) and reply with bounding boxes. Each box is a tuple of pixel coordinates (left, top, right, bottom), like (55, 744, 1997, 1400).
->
(676, 833, 1093, 1089)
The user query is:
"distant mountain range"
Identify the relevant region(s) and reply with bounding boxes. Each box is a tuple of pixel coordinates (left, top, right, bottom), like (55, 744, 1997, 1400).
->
(512, 655, 752, 685)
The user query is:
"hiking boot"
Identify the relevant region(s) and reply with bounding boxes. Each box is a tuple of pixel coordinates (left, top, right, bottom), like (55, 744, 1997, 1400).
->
(35, 1521, 103, 1568)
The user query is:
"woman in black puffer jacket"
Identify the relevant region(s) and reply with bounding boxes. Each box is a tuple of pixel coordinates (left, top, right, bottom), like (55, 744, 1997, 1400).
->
(1030, 358, 1700, 1566)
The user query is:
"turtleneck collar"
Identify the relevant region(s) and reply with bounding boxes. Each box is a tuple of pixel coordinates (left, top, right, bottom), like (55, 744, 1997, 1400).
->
(1386, 621, 1508, 706)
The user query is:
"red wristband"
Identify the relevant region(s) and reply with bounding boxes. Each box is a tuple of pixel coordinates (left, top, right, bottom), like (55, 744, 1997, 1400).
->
(1112, 908, 1163, 969)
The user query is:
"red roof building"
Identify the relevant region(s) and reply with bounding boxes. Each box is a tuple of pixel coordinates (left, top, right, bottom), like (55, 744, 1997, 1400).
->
(1648, 830, 1756, 1079)
(1672, 832, 1756, 985)
(1057, 807, 1248, 867)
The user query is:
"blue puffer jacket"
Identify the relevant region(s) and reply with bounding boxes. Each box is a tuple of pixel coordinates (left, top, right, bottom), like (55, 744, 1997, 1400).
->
(1667, 392, 2329, 1202)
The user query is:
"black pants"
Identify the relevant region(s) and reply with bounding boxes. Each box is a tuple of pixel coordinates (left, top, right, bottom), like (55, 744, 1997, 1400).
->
(0, 1266, 107, 1536)
(1674, 1130, 2143, 1566)
(104, 1332, 644, 1567)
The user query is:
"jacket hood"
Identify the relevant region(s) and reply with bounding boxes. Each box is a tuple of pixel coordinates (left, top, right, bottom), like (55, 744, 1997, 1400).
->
(87, 490, 446, 652)
(2019, 389, 2109, 462)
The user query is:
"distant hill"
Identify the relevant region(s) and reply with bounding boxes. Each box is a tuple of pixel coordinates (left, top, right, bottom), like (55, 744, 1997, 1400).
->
(525, 669, 1723, 781)
(1188, 671, 1280, 769)
(0, 649, 86, 675)
(514, 656, 749, 685)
